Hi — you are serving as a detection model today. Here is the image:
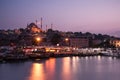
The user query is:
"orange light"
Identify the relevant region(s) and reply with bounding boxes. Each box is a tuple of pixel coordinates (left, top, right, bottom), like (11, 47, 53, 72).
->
(46, 48, 50, 52)
(36, 37, 41, 42)
(49, 49, 55, 52)
(29, 63, 45, 80)
(65, 38, 69, 42)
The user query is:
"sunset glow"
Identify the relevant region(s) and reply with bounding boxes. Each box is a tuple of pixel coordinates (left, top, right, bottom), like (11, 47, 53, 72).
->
(0, 0, 120, 34)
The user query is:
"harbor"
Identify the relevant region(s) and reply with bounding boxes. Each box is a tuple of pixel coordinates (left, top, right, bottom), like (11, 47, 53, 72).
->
(0, 46, 120, 62)
(1, 0, 120, 80)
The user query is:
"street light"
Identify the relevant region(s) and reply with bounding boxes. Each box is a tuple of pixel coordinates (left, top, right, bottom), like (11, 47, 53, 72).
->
(65, 38, 70, 46)
(35, 37, 41, 45)
(36, 37, 41, 42)
(65, 38, 69, 42)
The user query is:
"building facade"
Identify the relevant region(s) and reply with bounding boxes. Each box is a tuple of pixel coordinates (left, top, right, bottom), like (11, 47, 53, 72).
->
(69, 37, 89, 48)
(110, 39, 120, 48)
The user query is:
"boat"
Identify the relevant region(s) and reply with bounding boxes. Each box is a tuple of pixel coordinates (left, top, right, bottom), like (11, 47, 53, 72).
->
(100, 49, 120, 57)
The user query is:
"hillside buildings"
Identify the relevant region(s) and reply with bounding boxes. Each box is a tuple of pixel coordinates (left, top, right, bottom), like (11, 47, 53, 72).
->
(0, 21, 120, 48)
(110, 39, 120, 48)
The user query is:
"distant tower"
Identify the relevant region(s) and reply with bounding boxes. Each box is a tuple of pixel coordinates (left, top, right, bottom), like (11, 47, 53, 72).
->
(40, 17, 43, 29)
(46, 25, 48, 32)
(35, 20, 38, 25)
(51, 23, 53, 29)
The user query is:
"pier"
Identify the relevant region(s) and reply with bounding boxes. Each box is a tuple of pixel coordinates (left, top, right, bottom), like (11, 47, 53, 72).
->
(0, 46, 120, 62)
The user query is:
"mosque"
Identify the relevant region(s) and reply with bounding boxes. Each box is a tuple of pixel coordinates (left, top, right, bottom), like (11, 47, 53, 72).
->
(26, 18, 44, 33)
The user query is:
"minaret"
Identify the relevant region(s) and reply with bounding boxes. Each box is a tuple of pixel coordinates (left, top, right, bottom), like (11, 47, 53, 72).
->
(40, 17, 43, 30)
(46, 25, 48, 32)
(27, 23, 29, 29)
(51, 23, 53, 29)
(35, 20, 37, 25)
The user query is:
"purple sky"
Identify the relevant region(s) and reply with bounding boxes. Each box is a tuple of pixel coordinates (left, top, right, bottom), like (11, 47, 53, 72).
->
(0, 0, 120, 35)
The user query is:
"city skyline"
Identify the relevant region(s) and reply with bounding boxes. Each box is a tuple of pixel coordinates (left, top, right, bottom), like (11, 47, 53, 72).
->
(0, 0, 120, 35)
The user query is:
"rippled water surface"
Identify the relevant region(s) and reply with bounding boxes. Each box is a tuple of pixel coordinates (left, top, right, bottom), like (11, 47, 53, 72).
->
(0, 56, 120, 80)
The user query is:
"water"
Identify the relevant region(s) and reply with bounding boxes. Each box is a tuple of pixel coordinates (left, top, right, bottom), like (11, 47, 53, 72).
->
(0, 56, 120, 80)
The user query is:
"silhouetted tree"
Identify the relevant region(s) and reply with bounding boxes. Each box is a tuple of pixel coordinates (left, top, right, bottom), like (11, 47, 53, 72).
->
(51, 33, 62, 45)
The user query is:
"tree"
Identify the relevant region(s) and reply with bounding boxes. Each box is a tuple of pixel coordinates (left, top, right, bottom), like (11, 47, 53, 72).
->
(51, 33, 62, 45)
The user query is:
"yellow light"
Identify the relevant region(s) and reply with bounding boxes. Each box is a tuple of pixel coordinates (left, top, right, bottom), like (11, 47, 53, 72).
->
(36, 37, 41, 42)
(49, 49, 55, 52)
(29, 63, 45, 80)
(46, 49, 50, 52)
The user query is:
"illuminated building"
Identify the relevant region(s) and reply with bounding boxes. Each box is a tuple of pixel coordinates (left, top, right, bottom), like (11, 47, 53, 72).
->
(27, 23, 42, 33)
(110, 39, 120, 48)
(69, 37, 89, 48)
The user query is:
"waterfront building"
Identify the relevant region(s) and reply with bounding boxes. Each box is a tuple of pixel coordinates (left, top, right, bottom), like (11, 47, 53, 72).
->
(69, 37, 89, 48)
(110, 39, 120, 48)
(14, 29, 21, 34)
(92, 39, 102, 46)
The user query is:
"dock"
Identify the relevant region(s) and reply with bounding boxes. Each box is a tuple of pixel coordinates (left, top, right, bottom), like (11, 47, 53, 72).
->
(0, 47, 120, 62)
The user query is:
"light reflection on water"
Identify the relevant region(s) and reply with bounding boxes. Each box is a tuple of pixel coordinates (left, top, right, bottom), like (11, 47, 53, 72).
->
(0, 56, 120, 80)
(97, 55, 101, 61)
(62, 57, 71, 80)
(28, 63, 45, 80)
(28, 58, 56, 80)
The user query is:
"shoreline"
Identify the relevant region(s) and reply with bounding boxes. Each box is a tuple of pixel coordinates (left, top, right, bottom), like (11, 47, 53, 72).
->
(0, 53, 119, 63)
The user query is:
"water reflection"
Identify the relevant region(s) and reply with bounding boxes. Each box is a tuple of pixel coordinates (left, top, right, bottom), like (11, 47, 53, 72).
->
(28, 58, 56, 80)
(28, 63, 45, 80)
(97, 55, 101, 61)
(1, 56, 119, 80)
(62, 57, 71, 73)
(62, 57, 71, 80)
(85, 56, 88, 60)
(27, 56, 120, 80)
(72, 57, 79, 72)
(45, 58, 55, 74)
(45, 58, 56, 80)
